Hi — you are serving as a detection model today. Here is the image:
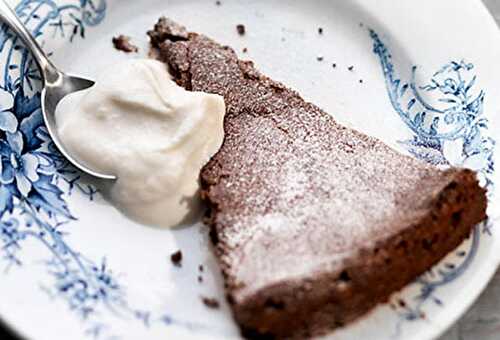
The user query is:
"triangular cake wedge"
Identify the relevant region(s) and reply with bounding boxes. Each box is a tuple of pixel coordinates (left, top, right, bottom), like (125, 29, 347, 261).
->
(149, 18, 487, 339)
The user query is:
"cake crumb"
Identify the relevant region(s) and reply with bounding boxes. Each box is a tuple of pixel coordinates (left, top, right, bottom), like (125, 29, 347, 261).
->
(398, 299, 406, 308)
(348, 65, 354, 71)
(318, 27, 323, 35)
(147, 17, 189, 47)
(236, 24, 246, 36)
(215, 0, 221, 5)
(170, 250, 182, 266)
(332, 63, 337, 68)
(199, 264, 204, 272)
(201, 296, 220, 309)
(359, 79, 363, 83)
(316, 55, 324, 62)
(242, 47, 248, 53)
(112, 35, 138, 53)
(198, 275, 203, 283)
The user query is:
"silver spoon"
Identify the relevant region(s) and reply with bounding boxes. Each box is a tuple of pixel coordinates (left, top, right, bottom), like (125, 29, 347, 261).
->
(0, 0, 116, 180)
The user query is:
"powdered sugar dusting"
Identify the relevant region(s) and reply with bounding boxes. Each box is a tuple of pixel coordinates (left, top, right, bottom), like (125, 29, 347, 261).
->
(156, 26, 468, 302)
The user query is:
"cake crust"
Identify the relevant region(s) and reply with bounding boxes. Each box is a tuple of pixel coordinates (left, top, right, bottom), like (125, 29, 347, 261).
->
(150, 18, 487, 339)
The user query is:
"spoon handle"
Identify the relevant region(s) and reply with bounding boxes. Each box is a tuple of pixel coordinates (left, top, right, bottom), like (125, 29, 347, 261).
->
(0, 0, 57, 80)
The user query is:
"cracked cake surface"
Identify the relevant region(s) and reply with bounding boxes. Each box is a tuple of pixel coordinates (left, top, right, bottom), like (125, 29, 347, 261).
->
(149, 18, 488, 339)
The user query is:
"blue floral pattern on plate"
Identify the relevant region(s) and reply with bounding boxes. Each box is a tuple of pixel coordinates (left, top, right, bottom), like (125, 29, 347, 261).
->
(0, 2, 217, 338)
(0, 1, 204, 339)
(370, 30, 495, 336)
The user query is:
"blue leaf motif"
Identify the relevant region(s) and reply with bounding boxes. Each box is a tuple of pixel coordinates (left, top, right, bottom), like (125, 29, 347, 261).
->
(400, 83, 409, 96)
(465, 75, 476, 93)
(439, 98, 457, 104)
(0, 185, 14, 217)
(429, 117, 439, 136)
(29, 174, 73, 219)
(393, 78, 401, 90)
(399, 139, 448, 165)
(407, 98, 416, 110)
(19, 106, 43, 152)
(413, 112, 425, 126)
(12, 90, 40, 121)
(0, 159, 15, 184)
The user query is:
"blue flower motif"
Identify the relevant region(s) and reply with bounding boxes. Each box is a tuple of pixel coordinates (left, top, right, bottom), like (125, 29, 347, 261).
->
(0, 86, 45, 205)
(0, 2, 151, 339)
(0, 130, 39, 197)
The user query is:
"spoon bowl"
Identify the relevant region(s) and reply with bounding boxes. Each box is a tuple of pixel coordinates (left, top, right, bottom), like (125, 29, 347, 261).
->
(0, 0, 116, 180)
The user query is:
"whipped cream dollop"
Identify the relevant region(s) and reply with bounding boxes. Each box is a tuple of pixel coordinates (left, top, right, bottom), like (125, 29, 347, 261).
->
(55, 59, 226, 227)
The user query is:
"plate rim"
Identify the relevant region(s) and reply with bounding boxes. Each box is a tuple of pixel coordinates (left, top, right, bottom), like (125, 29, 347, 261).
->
(0, 0, 499, 340)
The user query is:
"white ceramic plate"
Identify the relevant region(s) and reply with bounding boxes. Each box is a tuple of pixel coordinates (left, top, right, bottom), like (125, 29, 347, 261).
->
(0, 0, 499, 339)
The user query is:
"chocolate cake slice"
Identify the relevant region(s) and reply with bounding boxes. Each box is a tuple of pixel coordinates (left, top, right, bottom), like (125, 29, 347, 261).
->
(149, 18, 488, 339)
